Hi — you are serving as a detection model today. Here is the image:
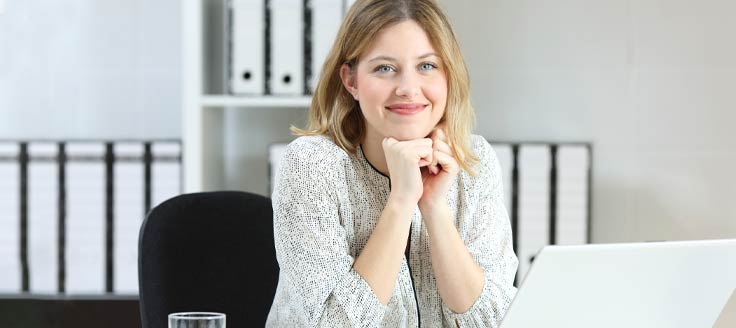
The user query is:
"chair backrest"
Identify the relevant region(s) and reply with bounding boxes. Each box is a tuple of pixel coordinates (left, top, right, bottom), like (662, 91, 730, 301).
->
(138, 191, 278, 328)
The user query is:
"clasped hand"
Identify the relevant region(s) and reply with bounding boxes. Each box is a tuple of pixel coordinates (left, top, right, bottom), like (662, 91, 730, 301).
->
(382, 126, 459, 210)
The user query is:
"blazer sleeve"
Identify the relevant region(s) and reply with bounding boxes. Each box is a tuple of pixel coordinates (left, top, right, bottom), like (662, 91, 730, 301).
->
(272, 143, 387, 327)
(441, 138, 519, 327)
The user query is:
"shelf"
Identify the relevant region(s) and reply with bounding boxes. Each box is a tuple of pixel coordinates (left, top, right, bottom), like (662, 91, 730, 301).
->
(200, 95, 312, 108)
(183, 0, 318, 193)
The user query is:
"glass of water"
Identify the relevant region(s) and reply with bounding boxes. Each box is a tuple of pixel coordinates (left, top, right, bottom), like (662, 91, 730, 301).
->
(168, 312, 226, 328)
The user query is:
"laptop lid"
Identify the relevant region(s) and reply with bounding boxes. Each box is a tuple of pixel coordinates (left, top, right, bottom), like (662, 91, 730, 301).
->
(500, 239, 736, 328)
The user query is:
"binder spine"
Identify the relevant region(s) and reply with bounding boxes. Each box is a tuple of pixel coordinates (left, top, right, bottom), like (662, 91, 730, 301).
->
(487, 141, 592, 287)
(105, 143, 114, 293)
(226, 0, 233, 93)
(229, 0, 267, 94)
(20, 143, 29, 292)
(1, 139, 181, 296)
(27, 142, 60, 294)
(58, 143, 65, 294)
(270, 0, 305, 94)
(549, 145, 558, 245)
(113, 142, 145, 294)
(0, 143, 21, 293)
(304, 0, 312, 95)
(144, 142, 152, 214)
(265, 0, 271, 95)
(309, 0, 342, 94)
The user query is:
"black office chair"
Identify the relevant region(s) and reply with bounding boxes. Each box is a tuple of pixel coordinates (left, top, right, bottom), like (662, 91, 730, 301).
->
(138, 191, 279, 328)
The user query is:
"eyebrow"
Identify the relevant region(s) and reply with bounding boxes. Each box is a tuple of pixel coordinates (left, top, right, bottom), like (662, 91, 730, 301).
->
(366, 52, 439, 63)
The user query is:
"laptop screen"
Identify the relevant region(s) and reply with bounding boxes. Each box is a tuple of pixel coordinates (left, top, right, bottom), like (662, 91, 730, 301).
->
(500, 239, 736, 328)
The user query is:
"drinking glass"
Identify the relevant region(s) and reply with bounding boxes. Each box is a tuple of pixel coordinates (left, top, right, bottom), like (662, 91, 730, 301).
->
(168, 312, 226, 328)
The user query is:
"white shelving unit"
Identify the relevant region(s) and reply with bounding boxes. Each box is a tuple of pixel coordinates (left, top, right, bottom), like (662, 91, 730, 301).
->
(201, 95, 311, 108)
(181, 0, 311, 193)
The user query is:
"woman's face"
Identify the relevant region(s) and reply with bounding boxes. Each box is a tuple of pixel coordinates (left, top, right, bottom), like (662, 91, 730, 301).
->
(344, 20, 448, 142)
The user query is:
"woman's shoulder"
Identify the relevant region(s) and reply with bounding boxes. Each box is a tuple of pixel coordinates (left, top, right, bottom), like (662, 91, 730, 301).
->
(469, 134, 491, 153)
(469, 134, 496, 163)
(281, 135, 351, 171)
(467, 134, 502, 179)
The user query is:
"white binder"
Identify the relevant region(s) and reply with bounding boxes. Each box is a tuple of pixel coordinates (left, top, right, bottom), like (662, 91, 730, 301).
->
(268, 143, 289, 194)
(555, 145, 590, 246)
(0, 143, 20, 293)
(152, 142, 181, 209)
(309, 0, 343, 93)
(491, 143, 514, 220)
(65, 142, 105, 294)
(517, 145, 551, 286)
(230, 0, 266, 94)
(28, 143, 59, 294)
(113, 143, 145, 294)
(271, 0, 304, 94)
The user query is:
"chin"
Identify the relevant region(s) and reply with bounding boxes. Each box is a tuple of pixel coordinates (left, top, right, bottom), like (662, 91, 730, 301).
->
(386, 127, 433, 141)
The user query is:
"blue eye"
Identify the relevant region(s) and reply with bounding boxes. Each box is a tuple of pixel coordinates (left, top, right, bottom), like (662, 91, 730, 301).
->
(375, 65, 395, 73)
(419, 62, 437, 71)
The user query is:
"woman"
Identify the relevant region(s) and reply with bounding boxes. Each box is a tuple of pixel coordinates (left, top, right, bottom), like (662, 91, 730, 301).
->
(266, 0, 517, 327)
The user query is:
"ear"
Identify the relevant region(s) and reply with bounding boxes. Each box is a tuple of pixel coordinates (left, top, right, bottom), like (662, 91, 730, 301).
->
(339, 63, 359, 100)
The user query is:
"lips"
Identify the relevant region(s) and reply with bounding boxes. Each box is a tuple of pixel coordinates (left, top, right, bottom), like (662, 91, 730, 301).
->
(385, 103, 428, 115)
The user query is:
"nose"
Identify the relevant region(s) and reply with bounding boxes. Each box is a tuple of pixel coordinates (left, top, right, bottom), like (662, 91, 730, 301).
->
(395, 71, 420, 99)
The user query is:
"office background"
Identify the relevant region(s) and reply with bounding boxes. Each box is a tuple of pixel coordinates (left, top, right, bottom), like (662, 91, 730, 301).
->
(0, 0, 732, 306)
(1, 0, 734, 326)
(3, 0, 733, 245)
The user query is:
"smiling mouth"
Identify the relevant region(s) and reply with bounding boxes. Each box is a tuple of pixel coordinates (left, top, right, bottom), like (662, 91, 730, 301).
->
(385, 103, 428, 115)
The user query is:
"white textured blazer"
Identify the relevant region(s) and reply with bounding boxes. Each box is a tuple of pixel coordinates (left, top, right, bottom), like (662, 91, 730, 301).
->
(266, 134, 518, 327)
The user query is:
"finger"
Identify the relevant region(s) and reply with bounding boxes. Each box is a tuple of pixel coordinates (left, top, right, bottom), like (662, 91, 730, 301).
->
(433, 150, 459, 174)
(432, 126, 447, 143)
(391, 138, 433, 165)
(428, 161, 439, 174)
(415, 138, 433, 147)
(428, 153, 439, 173)
(391, 138, 432, 148)
(430, 139, 451, 175)
(433, 138, 452, 155)
(427, 134, 441, 172)
(438, 128, 448, 143)
(414, 145, 433, 166)
(430, 162, 439, 175)
(427, 136, 441, 174)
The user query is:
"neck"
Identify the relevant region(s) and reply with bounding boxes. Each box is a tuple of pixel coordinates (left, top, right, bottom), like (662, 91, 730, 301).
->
(361, 130, 390, 177)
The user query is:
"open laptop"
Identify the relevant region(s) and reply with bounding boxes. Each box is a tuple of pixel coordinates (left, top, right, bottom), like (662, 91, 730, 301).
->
(500, 239, 736, 328)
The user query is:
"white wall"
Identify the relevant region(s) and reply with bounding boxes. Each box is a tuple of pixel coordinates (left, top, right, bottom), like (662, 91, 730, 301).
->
(441, 0, 736, 242)
(0, 0, 181, 139)
(222, 107, 306, 194)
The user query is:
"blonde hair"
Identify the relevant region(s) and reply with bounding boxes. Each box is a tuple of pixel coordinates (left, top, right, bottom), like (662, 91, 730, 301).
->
(293, 0, 479, 174)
